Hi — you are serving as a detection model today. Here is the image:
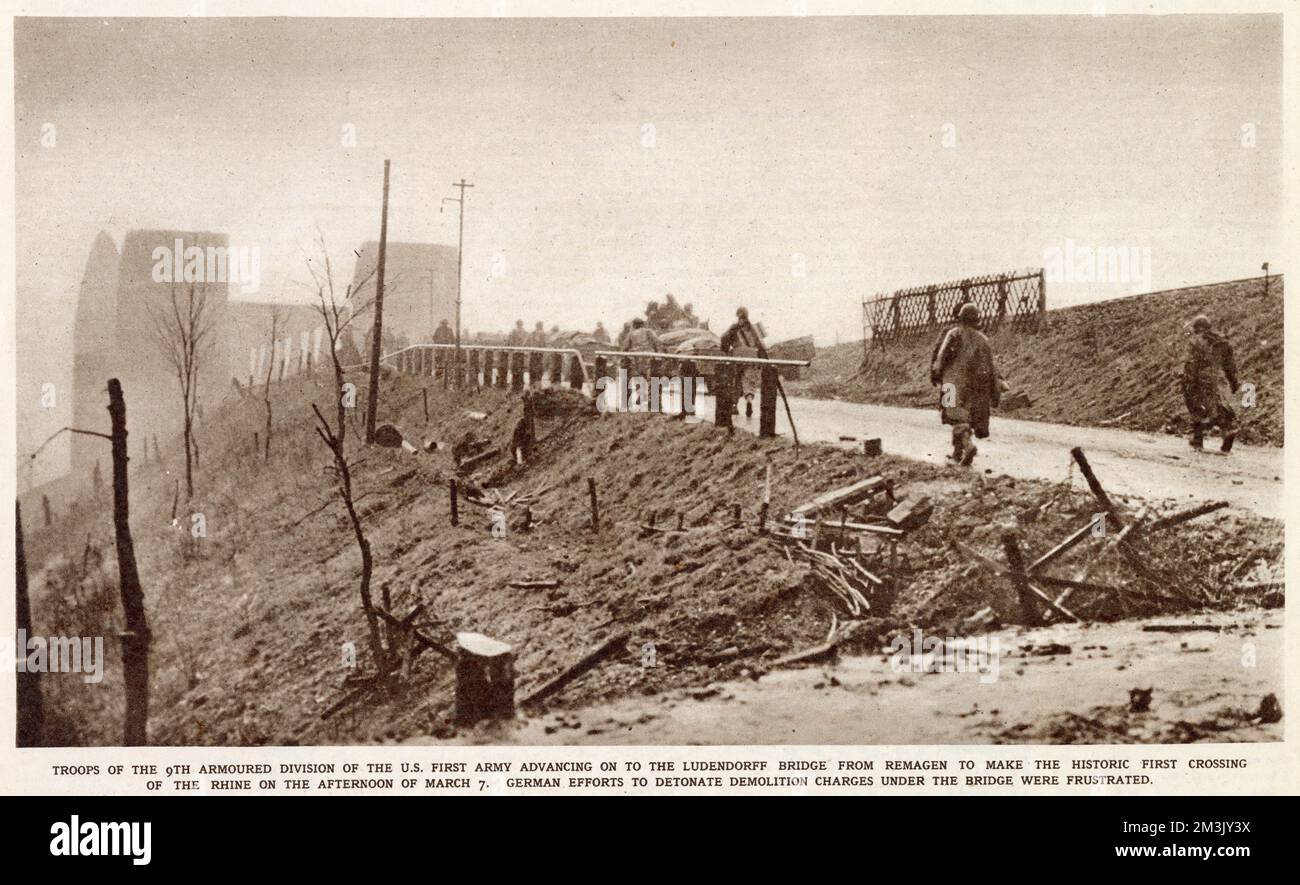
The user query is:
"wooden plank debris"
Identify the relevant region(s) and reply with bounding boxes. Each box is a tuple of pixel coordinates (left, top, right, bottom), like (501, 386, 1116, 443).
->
(457, 448, 497, 472)
(951, 539, 1081, 623)
(1001, 532, 1040, 625)
(522, 631, 630, 708)
(1148, 500, 1229, 533)
(781, 515, 902, 537)
(789, 475, 889, 519)
(886, 495, 933, 531)
(1028, 518, 1097, 573)
(1141, 623, 1225, 633)
(1070, 446, 1122, 521)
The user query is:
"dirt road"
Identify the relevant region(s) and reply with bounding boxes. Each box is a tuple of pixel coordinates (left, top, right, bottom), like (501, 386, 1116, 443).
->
(693, 394, 1283, 519)
(485, 610, 1282, 746)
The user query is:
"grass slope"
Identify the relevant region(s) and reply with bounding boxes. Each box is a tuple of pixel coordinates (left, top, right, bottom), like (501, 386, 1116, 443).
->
(22, 369, 1282, 746)
(791, 276, 1283, 446)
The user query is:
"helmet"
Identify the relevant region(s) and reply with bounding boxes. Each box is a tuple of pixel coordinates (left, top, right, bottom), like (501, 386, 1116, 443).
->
(958, 303, 980, 323)
(1191, 315, 1211, 332)
(736, 307, 749, 320)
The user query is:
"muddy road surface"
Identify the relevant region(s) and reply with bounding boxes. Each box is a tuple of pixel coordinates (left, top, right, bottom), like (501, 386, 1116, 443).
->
(454, 610, 1282, 746)
(693, 394, 1282, 519)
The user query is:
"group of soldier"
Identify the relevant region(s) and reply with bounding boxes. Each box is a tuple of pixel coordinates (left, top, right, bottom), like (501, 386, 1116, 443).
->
(928, 302, 1241, 467)
(434, 295, 1244, 461)
(431, 318, 618, 349)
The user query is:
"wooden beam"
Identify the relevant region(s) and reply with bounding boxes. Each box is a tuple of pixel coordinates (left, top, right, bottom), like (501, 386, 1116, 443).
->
(1071, 446, 1120, 519)
(790, 475, 888, 519)
(1001, 532, 1040, 625)
(783, 516, 902, 536)
(1028, 518, 1098, 573)
(1148, 500, 1229, 533)
(952, 539, 1081, 623)
(521, 631, 629, 708)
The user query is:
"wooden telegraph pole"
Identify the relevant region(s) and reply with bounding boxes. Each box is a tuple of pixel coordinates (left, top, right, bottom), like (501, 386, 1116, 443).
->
(365, 160, 392, 444)
(442, 178, 474, 388)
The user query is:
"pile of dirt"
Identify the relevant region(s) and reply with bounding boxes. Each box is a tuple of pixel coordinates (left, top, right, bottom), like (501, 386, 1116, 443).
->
(21, 370, 1283, 746)
(789, 276, 1283, 446)
(529, 386, 597, 419)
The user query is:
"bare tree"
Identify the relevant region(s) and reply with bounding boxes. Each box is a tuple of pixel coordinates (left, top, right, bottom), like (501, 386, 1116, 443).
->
(304, 233, 375, 443)
(303, 235, 386, 672)
(148, 280, 216, 499)
(262, 305, 286, 462)
(24, 384, 149, 745)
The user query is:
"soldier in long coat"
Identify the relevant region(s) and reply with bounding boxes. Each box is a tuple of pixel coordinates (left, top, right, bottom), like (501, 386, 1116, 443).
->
(526, 322, 548, 383)
(721, 307, 762, 417)
(432, 318, 454, 375)
(930, 303, 1000, 465)
(1182, 314, 1240, 452)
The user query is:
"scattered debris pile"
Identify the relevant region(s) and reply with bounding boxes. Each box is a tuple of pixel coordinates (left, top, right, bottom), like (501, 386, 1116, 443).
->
(23, 371, 1284, 746)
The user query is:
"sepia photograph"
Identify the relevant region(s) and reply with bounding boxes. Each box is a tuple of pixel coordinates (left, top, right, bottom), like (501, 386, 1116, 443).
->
(8, 9, 1286, 761)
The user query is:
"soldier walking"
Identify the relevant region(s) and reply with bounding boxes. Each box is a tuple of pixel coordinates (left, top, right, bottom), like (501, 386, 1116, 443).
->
(721, 306, 762, 418)
(930, 303, 1001, 466)
(1182, 314, 1240, 452)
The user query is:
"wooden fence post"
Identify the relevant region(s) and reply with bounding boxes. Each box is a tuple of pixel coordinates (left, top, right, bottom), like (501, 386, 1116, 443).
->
(1070, 447, 1118, 518)
(454, 633, 515, 724)
(511, 353, 525, 392)
(1037, 267, 1047, 331)
(759, 366, 778, 437)
(108, 378, 150, 746)
(715, 365, 734, 428)
(1001, 530, 1040, 626)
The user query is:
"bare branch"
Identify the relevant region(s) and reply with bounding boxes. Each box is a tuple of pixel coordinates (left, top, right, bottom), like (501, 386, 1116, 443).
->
(28, 427, 113, 464)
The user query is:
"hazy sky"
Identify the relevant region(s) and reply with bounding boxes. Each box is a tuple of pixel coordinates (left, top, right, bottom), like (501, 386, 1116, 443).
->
(15, 15, 1282, 347)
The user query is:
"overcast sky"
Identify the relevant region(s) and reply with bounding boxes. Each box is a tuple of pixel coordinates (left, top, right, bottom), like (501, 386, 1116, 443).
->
(15, 14, 1282, 348)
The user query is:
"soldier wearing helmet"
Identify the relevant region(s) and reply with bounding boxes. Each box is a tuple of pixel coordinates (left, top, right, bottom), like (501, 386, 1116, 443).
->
(721, 306, 763, 418)
(1182, 314, 1240, 452)
(930, 302, 1001, 465)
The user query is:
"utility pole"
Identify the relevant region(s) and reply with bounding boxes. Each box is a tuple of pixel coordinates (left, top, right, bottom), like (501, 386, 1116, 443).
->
(366, 159, 391, 443)
(443, 178, 474, 387)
